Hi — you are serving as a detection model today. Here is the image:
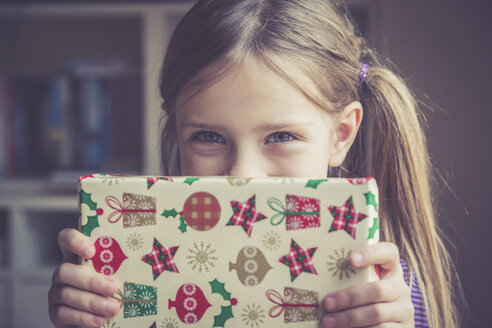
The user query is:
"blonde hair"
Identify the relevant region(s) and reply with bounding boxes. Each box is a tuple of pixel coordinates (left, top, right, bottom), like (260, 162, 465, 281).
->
(159, 0, 459, 326)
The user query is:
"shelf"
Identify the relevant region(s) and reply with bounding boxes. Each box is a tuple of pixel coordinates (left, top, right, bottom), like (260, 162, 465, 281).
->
(17, 211, 78, 269)
(0, 210, 7, 268)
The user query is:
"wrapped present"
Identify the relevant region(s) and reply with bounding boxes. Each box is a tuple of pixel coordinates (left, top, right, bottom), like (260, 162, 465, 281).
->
(117, 282, 157, 318)
(266, 287, 320, 323)
(105, 192, 157, 228)
(78, 175, 380, 327)
(268, 194, 321, 230)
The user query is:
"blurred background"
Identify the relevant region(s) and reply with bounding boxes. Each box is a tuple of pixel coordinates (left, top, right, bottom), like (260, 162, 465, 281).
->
(0, 0, 490, 327)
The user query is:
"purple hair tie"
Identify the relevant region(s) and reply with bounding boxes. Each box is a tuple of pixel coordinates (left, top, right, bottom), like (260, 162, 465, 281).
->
(358, 63, 370, 85)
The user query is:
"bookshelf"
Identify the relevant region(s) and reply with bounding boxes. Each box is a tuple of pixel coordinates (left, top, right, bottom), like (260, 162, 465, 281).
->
(0, 1, 379, 327)
(0, 2, 193, 327)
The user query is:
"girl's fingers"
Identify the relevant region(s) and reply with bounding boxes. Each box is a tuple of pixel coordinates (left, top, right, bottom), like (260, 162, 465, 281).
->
(58, 228, 94, 263)
(49, 284, 120, 318)
(49, 303, 106, 328)
(321, 298, 414, 328)
(349, 242, 402, 278)
(51, 262, 117, 297)
(323, 278, 407, 313)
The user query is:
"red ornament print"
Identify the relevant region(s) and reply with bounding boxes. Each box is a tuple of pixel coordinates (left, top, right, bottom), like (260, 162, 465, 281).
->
(169, 283, 212, 324)
(92, 236, 128, 276)
(182, 192, 221, 231)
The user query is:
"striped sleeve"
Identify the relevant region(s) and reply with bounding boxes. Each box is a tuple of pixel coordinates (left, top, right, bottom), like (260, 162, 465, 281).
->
(400, 258, 429, 327)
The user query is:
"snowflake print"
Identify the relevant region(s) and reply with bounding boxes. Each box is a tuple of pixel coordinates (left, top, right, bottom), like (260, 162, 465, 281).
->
(243, 246, 258, 258)
(139, 200, 155, 219)
(301, 202, 318, 221)
(186, 241, 217, 273)
(100, 265, 114, 276)
(99, 236, 113, 248)
(286, 216, 303, 230)
(241, 303, 265, 328)
(286, 195, 300, 211)
(183, 297, 198, 311)
(101, 175, 122, 186)
(126, 233, 144, 251)
(161, 317, 179, 328)
(273, 177, 294, 184)
(327, 248, 356, 280)
(124, 303, 140, 318)
(123, 286, 136, 299)
(101, 320, 120, 328)
(184, 313, 198, 324)
(262, 231, 282, 251)
(100, 249, 114, 263)
(140, 291, 155, 308)
(143, 308, 157, 316)
(183, 283, 197, 296)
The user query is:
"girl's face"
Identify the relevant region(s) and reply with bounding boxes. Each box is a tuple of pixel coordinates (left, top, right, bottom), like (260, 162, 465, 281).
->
(175, 58, 361, 178)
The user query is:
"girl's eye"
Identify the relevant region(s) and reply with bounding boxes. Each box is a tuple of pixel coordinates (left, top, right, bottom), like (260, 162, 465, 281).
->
(266, 131, 296, 144)
(192, 131, 226, 144)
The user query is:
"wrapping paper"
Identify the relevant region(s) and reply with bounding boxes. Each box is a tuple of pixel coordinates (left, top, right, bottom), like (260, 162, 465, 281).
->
(78, 175, 380, 327)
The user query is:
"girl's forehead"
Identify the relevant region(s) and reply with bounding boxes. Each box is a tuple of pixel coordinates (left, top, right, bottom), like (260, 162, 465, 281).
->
(176, 55, 322, 111)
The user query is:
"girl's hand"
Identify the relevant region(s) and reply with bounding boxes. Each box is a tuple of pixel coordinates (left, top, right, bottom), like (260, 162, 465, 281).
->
(322, 242, 414, 327)
(48, 228, 120, 327)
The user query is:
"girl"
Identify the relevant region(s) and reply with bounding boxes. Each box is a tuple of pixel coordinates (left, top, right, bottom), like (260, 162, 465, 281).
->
(49, 0, 459, 327)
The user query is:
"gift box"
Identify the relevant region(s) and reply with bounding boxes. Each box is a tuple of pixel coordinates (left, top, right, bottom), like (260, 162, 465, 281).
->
(79, 175, 380, 327)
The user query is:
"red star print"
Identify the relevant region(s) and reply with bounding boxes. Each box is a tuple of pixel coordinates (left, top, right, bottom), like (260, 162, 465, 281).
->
(226, 195, 267, 237)
(278, 239, 318, 282)
(328, 196, 368, 239)
(141, 238, 179, 280)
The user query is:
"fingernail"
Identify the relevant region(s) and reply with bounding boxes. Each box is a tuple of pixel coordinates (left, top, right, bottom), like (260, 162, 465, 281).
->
(323, 316, 336, 328)
(83, 243, 94, 258)
(93, 315, 104, 325)
(106, 301, 120, 315)
(103, 280, 116, 295)
(351, 252, 363, 265)
(324, 296, 336, 312)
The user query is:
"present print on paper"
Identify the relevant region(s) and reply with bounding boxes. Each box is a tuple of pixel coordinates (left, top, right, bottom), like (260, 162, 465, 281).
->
(106, 193, 156, 228)
(268, 194, 321, 230)
(117, 282, 157, 318)
(266, 287, 320, 323)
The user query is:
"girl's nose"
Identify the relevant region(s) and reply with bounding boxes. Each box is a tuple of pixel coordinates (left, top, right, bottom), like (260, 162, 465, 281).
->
(225, 147, 266, 177)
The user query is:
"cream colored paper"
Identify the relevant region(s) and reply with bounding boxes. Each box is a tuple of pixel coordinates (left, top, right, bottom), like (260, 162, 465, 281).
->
(78, 175, 379, 328)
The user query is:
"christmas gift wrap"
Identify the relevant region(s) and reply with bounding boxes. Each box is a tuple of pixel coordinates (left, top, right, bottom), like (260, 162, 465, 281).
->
(78, 174, 380, 328)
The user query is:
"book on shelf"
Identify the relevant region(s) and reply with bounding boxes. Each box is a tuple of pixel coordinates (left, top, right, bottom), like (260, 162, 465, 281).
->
(0, 59, 142, 181)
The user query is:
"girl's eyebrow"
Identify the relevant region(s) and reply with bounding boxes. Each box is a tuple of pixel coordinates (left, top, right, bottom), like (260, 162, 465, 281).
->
(180, 121, 314, 131)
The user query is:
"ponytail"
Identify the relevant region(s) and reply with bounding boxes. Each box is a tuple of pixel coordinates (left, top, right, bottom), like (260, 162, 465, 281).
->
(355, 61, 458, 327)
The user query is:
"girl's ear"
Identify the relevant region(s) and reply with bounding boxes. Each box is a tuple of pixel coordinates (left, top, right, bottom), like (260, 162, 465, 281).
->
(161, 102, 170, 114)
(328, 101, 363, 167)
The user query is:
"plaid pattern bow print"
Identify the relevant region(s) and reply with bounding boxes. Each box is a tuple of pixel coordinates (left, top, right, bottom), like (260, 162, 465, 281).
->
(141, 238, 179, 280)
(226, 195, 268, 237)
(278, 239, 318, 282)
(328, 196, 368, 239)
